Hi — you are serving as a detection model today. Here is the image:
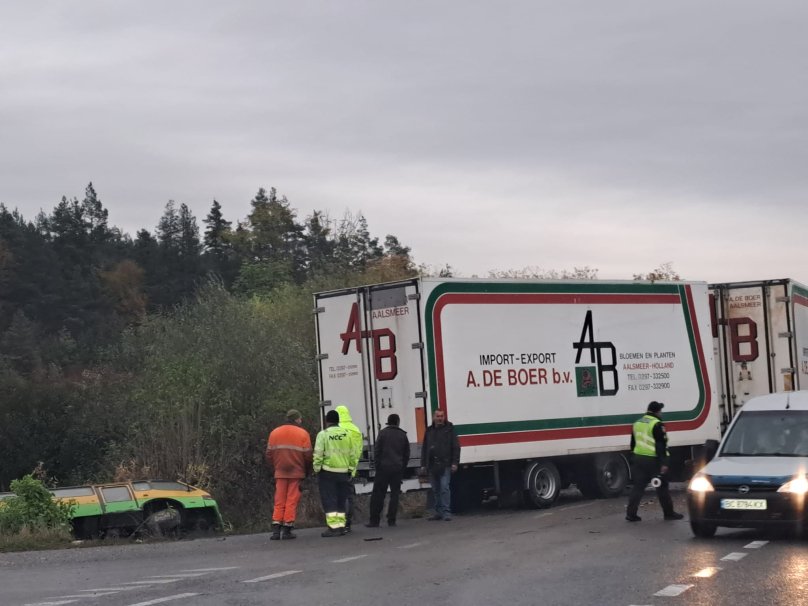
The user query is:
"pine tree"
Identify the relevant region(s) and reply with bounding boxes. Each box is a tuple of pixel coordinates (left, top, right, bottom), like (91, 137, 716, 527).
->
(203, 200, 232, 257)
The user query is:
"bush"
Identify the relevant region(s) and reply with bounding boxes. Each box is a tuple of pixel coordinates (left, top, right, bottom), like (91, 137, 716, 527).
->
(0, 475, 74, 536)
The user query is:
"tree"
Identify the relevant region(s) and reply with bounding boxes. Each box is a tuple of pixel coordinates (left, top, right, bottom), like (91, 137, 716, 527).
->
(334, 212, 383, 271)
(178, 203, 201, 258)
(488, 266, 599, 280)
(99, 260, 147, 323)
(302, 211, 335, 277)
(156, 200, 181, 247)
(633, 262, 681, 282)
(383, 235, 411, 258)
(0, 310, 42, 376)
(203, 200, 232, 258)
(245, 188, 305, 282)
(153, 201, 205, 306)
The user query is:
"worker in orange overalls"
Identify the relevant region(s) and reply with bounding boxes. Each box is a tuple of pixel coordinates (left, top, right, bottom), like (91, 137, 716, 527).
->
(265, 409, 313, 540)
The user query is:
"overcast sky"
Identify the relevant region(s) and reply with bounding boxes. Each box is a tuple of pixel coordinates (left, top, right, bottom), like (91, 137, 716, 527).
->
(2, 2, 807, 281)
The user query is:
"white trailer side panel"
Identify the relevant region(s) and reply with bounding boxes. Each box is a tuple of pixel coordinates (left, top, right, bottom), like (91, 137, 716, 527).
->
(420, 279, 719, 465)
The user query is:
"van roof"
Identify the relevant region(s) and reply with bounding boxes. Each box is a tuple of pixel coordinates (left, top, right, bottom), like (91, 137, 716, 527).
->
(740, 391, 808, 412)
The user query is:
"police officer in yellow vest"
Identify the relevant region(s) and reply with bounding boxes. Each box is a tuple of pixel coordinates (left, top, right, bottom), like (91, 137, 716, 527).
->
(314, 409, 358, 537)
(625, 401, 684, 522)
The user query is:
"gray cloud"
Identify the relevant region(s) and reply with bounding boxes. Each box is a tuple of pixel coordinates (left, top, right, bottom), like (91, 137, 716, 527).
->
(1, 1, 807, 281)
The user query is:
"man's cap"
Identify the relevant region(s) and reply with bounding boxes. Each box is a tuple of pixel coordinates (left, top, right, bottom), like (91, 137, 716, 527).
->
(387, 413, 400, 426)
(647, 401, 665, 413)
(286, 409, 302, 421)
(325, 409, 340, 423)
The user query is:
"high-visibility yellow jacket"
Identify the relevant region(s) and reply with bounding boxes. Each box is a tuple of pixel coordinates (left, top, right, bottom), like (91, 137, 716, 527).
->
(313, 424, 357, 474)
(632, 414, 669, 459)
(336, 405, 364, 477)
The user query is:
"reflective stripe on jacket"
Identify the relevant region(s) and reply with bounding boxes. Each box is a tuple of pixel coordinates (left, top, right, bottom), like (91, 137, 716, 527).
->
(313, 425, 357, 474)
(632, 414, 668, 458)
(266, 422, 313, 479)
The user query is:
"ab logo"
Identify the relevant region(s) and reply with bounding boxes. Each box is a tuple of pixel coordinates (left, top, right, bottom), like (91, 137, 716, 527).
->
(572, 310, 618, 397)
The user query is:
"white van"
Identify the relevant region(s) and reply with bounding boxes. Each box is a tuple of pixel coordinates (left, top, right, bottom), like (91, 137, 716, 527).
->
(687, 391, 808, 537)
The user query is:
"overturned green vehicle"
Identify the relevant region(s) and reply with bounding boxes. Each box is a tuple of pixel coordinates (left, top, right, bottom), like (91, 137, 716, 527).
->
(0, 479, 223, 539)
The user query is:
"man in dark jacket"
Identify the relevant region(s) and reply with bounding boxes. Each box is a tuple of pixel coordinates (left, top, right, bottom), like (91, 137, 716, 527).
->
(367, 414, 410, 527)
(420, 408, 460, 521)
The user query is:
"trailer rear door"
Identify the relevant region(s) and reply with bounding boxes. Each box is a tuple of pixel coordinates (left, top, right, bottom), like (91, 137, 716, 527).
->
(315, 280, 427, 470)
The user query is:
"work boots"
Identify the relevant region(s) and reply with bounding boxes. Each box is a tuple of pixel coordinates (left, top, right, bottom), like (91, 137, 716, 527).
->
(269, 523, 282, 540)
(281, 525, 297, 539)
(321, 527, 345, 537)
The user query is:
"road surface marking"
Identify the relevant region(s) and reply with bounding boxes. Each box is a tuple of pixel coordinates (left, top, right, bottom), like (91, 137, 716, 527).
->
(180, 567, 239, 572)
(332, 555, 367, 563)
(721, 552, 748, 562)
(745, 540, 769, 549)
(80, 587, 142, 592)
(148, 573, 208, 578)
(24, 601, 78, 606)
(48, 594, 119, 599)
(123, 580, 180, 585)
(693, 567, 722, 578)
(398, 542, 423, 549)
(654, 584, 694, 597)
(243, 570, 302, 583)
(125, 595, 199, 606)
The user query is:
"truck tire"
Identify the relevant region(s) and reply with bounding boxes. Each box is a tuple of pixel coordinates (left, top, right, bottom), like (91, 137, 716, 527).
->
(523, 460, 561, 508)
(690, 519, 717, 538)
(577, 453, 630, 499)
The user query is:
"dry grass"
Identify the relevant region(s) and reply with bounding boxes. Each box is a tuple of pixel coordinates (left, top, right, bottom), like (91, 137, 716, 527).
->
(0, 525, 74, 552)
(232, 481, 429, 532)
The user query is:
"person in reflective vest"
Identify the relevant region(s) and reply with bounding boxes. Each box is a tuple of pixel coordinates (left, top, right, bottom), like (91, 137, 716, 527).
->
(626, 401, 684, 522)
(313, 409, 358, 537)
(336, 405, 364, 532)
(265, 409, 313, 540)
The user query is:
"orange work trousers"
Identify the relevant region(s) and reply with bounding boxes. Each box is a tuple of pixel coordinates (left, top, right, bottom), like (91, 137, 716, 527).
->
(273, 478, 302, 525)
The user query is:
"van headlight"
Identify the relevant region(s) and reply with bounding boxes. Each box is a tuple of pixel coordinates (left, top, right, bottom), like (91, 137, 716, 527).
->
(777, 477, 808, 495)
(688, 474, 714, 492)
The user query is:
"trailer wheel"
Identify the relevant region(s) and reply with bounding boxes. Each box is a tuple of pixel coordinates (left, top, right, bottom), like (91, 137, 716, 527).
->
(578, 453, 629, 499)
(523, 460, 560, 508)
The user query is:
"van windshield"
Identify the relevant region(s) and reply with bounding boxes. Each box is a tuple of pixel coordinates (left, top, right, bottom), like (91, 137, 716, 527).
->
(721, 410, 808, 457)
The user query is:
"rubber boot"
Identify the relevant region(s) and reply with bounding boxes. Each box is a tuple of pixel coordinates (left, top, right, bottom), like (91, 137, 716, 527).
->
(270, 523, 281, 540)
(281, 524, 297, 540)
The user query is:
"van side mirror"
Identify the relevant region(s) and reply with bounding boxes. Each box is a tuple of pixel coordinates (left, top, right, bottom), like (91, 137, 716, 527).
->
(704, 439, 719, 462)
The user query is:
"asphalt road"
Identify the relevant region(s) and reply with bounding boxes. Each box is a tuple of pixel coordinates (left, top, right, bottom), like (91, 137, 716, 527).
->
(2, 488, 806, 606)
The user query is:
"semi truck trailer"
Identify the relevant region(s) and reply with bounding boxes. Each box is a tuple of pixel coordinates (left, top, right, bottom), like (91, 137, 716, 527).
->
(314, 278, 721, 507)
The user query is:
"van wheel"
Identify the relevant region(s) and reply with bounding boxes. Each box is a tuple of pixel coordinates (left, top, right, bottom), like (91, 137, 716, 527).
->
(523, 460, 560, 508)
(578, 453, 630, 499)
(690, 520, 717, 538)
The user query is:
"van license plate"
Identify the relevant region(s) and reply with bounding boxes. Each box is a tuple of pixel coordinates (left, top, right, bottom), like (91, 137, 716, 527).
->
(721, 499, 767, 510)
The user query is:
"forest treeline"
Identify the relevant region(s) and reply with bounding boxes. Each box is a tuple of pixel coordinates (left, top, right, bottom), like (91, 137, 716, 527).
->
(0, 183, 423, 526)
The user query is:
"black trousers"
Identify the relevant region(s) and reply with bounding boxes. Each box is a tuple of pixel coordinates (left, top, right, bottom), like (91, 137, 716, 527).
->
(319, 471, 351, 526)
(344, 480, 356, 526)
(369, 469, 403, 524)
(626, 456, 674, 517)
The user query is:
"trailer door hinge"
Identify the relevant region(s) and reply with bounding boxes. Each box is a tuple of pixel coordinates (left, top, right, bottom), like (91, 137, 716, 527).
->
(316, 353, 329, 361)
(319, 400, 332, 408)
(411, 342, 424, 350)
(415, 392, 427, 399)
(776, 296, 790, 303)
(781, 368, 796, 374)
(313, 306, 325, 314)
(407, 293, 420, 301)
(778, 331, 794, 339)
